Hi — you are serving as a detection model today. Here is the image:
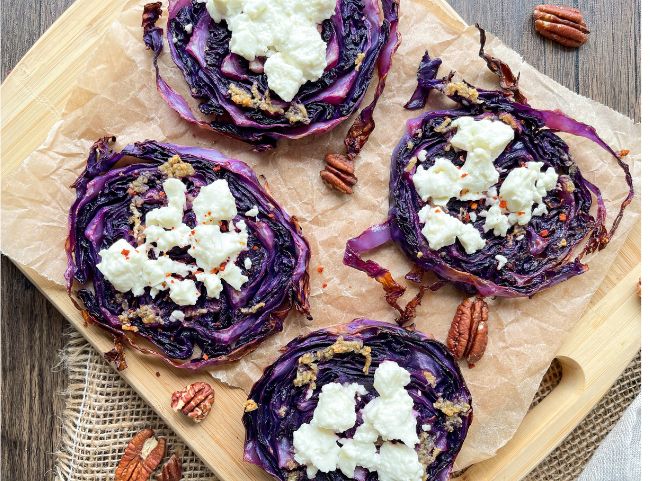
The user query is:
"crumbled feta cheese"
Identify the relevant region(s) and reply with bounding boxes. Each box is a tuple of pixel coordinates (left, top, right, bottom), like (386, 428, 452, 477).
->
(97, 178, 249, 308)
(450, 116, 515, 200)
(201, 0, 336, 101)
(167, 278, 200, 306)
(416, 149, 428, 162)
(338, 436, 380, 478)
(293, 361, 426, 480)
(244, 257, 253, 270)
(293, 423, 340, 479)
(312, 383, 366, 432)
(469, 212, 477, 222)
(169, 310, 185, 321)
(418, 205, 485, 255)
(184, 23, 193, 34)
(421, 424, 431, 432)
(245, 206, 259, 217)
(192, 178, 238, 224)
(412, 158, 462, 206)
(363, 389, 418, 448)
(376, 442, 425, 481)
(145, 178, 187, 228)
(483, 203, 510, 237)
(500, 161, 558, 225)
(495, 254, 508, 271)
(189, 221, 248, 272)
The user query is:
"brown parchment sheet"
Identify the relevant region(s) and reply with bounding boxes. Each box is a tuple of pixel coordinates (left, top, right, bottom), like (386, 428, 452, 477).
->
(1, 0, 640, 470)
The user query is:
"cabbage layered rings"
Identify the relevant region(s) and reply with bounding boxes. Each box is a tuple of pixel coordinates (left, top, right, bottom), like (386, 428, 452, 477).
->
(243, 319, 472, 481)
(142, 0, 400, 165)
(65, 138, 310, 369)
(345, 28, 633, 323)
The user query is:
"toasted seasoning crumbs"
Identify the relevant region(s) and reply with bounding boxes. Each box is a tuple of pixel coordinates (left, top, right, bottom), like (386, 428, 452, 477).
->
(244, 399, 259, 412)
(559, 238, 567, 247)
(404, 156, 418, 172)
(285, 103, 310, 124)
(228, 82, 284, 115)
(159, 155, 195, 178)
(433, 117, 452, 133)
(294, 337, 372, 389)
(354, 52, 366, 70)
(443, 82, 480, 103)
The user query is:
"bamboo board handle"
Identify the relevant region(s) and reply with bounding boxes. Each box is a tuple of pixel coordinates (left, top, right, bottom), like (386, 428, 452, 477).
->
(455, 265, 641, 481)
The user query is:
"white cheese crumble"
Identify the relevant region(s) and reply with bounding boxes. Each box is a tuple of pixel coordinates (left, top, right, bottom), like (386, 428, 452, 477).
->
(96, 177, 250, 308)
(293, 361, 425, 481)
(169, 310, 185, 321)
(293, 423, 340, 478)
(450, 116, 515, 200)
(495, 254, 508, 271)
(244, 257, 253, 270)
(499, 161, 558, 227)
(412, 158, 462, 206)
(377, 442, 425, 481)
(312, 383, 367, 432)
(418, 205, 485, 255)
(244, 205, 259, 217)
(201, 0, 336, 101)
(411, 117, 559, 253)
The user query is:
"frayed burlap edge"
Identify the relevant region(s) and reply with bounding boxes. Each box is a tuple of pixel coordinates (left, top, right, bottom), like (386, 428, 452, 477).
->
(54, 329, 217, 481)
(54, 329, 640, 481)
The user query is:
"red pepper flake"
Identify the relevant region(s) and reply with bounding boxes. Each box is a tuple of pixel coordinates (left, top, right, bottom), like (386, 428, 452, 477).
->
(470, 202, 478, 210)
(322, 282, 328, 289)
(121, 249, 130, 257)
(540, 229, 549, 237)
(219, 262, 227, 272)
(191, 229, 196, 235)
(316, 265, 324, 274)
(252, 245, 259, 251)
(499, 199, 507, 209)
(460, 172, 468, 178)
(619, 149, 630, 157)
(559, 213, 567, 222)
(268, 213, 276, 219)
(210, 267, 218, 274)
(165, 272, 171, 277)
(202, 354, 209, 361)
(517, 211, 525, 216)
(434, 208, 442, 213)
(213, 165, 222, 171)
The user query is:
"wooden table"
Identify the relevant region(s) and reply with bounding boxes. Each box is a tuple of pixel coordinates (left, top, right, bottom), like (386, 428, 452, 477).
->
(0, 1, 639, 479)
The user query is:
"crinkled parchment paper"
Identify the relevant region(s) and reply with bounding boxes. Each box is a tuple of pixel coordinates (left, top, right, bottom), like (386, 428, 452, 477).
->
(1, 0, 640, 469)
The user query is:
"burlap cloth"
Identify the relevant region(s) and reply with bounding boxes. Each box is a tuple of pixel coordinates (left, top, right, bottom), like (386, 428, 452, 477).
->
(54, 329, 640, 481)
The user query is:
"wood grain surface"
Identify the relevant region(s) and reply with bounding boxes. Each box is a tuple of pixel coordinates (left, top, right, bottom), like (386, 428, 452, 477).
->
(1, 0, 640, 480)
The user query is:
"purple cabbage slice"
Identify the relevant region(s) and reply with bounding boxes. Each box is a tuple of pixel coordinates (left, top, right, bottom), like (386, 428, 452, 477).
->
(243, 319, 472, 481)
(142, 0, 400, 152)
(65, 138, 310, 369)
(344, 27, 633, 314)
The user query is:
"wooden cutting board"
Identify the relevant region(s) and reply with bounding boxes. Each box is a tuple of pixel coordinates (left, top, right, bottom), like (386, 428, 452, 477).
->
(1, 0, 640, 480)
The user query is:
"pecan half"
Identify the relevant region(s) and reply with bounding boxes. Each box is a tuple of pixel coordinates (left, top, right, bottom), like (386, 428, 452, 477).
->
(155, 452, 183, 481)
(320, 153, 358, 194)
(171, 382, 215, 423)
(115, 429, 166, 481)
(447, 297, 489, 367)
(533, 5, 590, 48)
